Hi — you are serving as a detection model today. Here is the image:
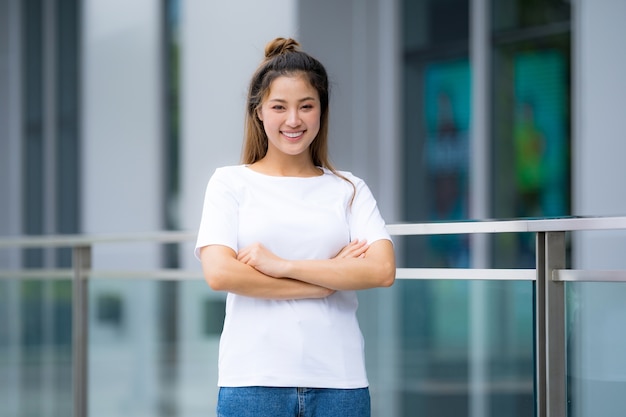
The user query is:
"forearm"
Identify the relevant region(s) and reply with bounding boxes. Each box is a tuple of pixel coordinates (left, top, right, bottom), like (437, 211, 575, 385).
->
(282, 240, 396, 291)
(200, 245, 333, 300)
(284, 258, 393, 291)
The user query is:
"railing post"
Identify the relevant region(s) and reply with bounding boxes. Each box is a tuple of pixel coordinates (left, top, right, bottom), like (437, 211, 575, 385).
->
(535, 232, 547, 417)
(73, 245, 91, 417)
(537, 232, 567, 417)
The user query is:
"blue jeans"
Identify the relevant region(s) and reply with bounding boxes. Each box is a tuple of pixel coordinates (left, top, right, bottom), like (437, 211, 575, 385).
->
(217, 386, 371, 417)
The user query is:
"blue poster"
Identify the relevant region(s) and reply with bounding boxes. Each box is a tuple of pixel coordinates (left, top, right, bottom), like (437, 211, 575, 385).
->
(424, 59, 471, 267)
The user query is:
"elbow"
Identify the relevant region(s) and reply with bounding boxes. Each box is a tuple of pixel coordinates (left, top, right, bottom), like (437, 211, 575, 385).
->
(203, 263, 231, 292)
(200, 246, 236, 292)
(378, 260, 396, 288)
(365, 240, 396, 288)
(205, 274, 225, 292)
(204, 271, 224, 292)
(381, 272, 396, 288)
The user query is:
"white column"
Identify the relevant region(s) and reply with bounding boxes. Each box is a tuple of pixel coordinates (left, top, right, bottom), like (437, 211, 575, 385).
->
(82, 1, 163, 414)
(573, 1, 626, 218)
(572, 1, 626, 416)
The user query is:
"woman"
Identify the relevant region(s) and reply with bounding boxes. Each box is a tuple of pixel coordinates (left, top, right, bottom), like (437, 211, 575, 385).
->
(196, 37, 395, 417)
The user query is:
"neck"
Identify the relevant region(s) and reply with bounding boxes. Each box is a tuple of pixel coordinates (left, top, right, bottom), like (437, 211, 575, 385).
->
(251, 155, 320, 177)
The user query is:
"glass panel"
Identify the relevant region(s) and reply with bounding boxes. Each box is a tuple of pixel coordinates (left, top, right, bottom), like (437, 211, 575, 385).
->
(88, 277, 220, 417)
(177, 281, 223, 416)
(363, 278, 534, 416)
(567, 282, 626, 417)
(89, 277, 155, 417)
(0, 277, 73, 417)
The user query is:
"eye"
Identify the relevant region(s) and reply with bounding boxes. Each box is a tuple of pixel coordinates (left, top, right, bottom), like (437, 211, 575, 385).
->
(301, 103, 314, 110)
(271, 105, 285, 111)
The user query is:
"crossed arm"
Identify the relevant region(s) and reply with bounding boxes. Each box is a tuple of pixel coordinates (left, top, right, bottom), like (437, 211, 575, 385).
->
(199, 239, 395, 300)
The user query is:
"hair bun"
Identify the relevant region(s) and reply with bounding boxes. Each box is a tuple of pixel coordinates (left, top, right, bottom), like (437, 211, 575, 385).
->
(264, 37, 301, 59)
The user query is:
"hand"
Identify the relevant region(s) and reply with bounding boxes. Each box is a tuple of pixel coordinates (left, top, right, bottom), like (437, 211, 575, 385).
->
(333, 239, 369, 259)
(237, 242, 287, 278)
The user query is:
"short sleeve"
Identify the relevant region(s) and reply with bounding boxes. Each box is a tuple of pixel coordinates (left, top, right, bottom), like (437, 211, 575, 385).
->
(348, 177, 392, 245)
(194, 169, 239, 259)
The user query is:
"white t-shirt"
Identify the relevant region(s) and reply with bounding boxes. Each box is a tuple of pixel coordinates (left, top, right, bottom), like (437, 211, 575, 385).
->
(195, 165, 391, 388)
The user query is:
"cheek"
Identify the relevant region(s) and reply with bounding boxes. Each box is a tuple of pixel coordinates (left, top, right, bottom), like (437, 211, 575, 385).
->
(261, 119, 276, 139)
(309, 114, 322, 132)
(260, 115, 273, 130)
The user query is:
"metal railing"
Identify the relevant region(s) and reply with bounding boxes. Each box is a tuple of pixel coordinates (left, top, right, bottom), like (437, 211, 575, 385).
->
(1, 216, 626, 417)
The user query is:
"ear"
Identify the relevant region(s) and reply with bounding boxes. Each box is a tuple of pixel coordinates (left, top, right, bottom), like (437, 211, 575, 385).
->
(256, 108, 263, 121)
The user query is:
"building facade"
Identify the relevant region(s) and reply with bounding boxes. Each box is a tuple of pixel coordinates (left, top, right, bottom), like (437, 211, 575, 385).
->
(1, 0, 625, 416)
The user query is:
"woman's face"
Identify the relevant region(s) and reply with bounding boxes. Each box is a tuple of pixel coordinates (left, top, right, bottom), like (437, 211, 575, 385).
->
(257, 75, 321, 161)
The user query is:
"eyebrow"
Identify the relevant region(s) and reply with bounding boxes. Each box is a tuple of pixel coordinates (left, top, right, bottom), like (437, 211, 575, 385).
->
(267, 97, 318, 103)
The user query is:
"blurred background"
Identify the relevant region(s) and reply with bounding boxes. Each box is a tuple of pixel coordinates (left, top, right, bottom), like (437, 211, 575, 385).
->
(1, 0, 625, 416)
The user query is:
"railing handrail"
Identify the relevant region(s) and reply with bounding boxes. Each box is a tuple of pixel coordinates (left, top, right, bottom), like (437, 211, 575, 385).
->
(386, 215, 626, 235)
(1, 216, 626, 248)
(0, 230, 195, 248)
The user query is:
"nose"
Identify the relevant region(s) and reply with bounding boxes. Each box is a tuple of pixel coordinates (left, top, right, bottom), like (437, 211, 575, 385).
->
(286, 109, 301, 127)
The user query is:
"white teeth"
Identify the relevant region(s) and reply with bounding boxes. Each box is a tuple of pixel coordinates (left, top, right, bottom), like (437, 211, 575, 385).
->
(283, 131, 303, 138)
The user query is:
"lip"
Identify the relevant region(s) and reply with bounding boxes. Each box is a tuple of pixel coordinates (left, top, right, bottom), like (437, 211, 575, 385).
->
(281, 130, 305, 141)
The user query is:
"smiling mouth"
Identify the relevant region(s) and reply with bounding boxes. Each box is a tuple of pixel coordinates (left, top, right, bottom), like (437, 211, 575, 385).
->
(282, 131, 304, 139)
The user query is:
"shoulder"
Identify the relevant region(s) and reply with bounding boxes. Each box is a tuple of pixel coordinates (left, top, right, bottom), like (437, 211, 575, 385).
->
(322, 168, 364, 184)
(203, 165, 249, 195)
(207, 165, 248, 184)
(212, 164, 247, 177)
(326, 169, 369, 193)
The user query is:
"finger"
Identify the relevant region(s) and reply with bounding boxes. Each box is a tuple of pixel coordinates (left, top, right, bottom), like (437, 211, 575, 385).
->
(333, 239, 367, 258)
(238, 249, 253, 264)
(346, 240, 367, 253)
(339, 242, 369, 259)
(351, 239, 367, 248)
(350, 244, 369, 258)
